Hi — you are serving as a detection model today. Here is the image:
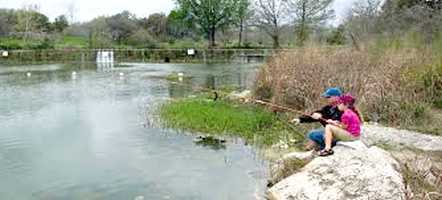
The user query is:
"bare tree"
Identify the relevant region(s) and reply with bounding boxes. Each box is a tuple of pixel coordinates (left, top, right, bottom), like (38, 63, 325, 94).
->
(66, 1, 77, 24)
(287, 0, 334, 46)
(253, 0, 289, 48)
(345, 0, 382, 40)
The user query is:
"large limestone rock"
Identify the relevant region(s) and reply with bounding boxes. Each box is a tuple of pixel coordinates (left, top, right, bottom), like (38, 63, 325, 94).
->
(267, 146, 405, 200)
(362, 124, 442, 151)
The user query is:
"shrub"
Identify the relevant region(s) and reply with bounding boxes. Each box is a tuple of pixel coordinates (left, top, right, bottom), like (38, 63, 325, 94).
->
(254, 46, 440, 128)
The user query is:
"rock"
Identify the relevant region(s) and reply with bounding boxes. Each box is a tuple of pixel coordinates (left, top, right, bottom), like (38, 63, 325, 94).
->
(267, 146, 405, 200)
(282, 151, 315, 161)
(226, 90, 252, 102)
(336, 140, 368, 151)
(362, 124, 442, 151)
(268, 151, 314, 187)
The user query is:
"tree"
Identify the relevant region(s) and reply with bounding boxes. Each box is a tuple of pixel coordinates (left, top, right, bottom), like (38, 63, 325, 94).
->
(0, 9, 17, 36)
(106, 11, 138, 45)
(326, 24, 346, 45)
(233, 0, 252, 47)
(54, 15, 69, 33)
(141, 13, 168, 40)
(86, 17, 113, 48)
(127, 29, 157, 48)
(287, 0, 334, 46)
(176, 0, 238, 48)
(253, 0, 289, 48)
(166, 9, 197, 39)
(344, 0, 382, 44)
(66, 1, 77, 23)
(15, 5, 51, 39)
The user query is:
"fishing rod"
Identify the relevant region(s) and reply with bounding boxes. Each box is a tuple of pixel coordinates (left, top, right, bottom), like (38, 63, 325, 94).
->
(169, 79, 329, 123)
(252, 99, 328, 123)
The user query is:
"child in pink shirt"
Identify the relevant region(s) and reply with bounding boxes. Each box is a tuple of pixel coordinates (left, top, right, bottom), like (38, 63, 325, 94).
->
(319, 94, 362, 156)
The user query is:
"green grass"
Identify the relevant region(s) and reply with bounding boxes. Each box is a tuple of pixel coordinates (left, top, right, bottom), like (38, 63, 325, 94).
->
(159, 97, 304, 147)
(55, 36, 89, 49)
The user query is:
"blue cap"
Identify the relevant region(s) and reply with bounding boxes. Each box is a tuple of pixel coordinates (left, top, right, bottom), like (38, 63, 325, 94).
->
(321, 87, 342, 98)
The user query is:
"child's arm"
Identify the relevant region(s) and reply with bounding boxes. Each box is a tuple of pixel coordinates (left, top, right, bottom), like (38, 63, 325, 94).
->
(326, 119, 348, 129)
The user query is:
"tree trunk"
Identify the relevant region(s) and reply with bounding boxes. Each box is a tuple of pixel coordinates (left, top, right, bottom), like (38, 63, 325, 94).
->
(297, 1, 307, 46)
(209, 26, 216, 48)
(272, 34, 280, 49)
(238, 18, 243, 47)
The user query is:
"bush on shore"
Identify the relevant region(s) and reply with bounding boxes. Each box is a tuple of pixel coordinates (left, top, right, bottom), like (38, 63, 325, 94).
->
(254, 45, 442, 134)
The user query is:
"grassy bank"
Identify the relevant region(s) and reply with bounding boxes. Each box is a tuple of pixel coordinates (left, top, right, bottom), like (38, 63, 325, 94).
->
(159, 97, 305, 148)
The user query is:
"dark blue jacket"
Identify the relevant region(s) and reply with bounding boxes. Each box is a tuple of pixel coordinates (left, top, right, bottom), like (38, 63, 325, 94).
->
(299, 105, 343, 126)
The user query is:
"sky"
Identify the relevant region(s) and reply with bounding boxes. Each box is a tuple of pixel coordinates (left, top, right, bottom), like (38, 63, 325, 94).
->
(1, 0, 356, 24)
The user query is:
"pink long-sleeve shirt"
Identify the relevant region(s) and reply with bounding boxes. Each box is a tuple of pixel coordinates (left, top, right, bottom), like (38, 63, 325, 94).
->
(341, 109, 361, 137)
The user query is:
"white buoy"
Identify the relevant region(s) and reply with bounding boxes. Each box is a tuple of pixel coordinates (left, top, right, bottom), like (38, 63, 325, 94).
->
(119, 72, 124, 76)
(71, 71, 77, 80)
(2, 51, 8, 57)
(134, 195, 145, 200)
(26, 72, 31, 77)
(178, 72, 184, 82)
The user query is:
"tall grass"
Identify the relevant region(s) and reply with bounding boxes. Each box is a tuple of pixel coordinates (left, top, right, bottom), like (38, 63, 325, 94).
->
(254, 45, 442, 131)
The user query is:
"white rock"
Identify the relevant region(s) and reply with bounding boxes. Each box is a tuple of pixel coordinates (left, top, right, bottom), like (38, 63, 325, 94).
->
(362, 124, 442, 151)
(336, 140, 368, 151)
(267, 146, 405, 200)
(227, 90, 252, 101)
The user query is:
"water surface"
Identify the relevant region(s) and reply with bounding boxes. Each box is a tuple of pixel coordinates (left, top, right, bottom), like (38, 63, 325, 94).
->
(0, 62, 267, 200)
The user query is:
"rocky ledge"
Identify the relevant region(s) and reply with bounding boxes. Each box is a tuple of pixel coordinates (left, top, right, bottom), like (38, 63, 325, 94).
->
(267, 125, 442, 200)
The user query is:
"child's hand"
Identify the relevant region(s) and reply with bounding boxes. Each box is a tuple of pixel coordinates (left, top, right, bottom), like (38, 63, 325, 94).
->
(326, 119, 340, 126)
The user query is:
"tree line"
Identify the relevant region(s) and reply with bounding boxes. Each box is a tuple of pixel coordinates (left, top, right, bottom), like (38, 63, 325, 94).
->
(0, 0, 441, 50)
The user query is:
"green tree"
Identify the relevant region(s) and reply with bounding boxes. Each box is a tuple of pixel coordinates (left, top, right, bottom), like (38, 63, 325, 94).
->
(54, 15, 69, 33)
(287, 0, 334, 46)
(176, 0, 239, 48)
(166, 9, 196, 39)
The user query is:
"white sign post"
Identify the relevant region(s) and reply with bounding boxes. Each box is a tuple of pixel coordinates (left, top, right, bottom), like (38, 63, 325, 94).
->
(187, 49, 195, 56)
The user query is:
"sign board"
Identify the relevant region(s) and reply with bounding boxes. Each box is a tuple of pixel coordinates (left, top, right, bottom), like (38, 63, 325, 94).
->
(2, 51, 8, 57)
(187, 49, 195, 56)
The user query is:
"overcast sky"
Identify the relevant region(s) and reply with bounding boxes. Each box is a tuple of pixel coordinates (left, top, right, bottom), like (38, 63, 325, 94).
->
(1, 0, 356, 24)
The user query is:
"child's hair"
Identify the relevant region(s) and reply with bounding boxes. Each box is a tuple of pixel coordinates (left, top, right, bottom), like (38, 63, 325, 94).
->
(338, 94, 362, 121)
